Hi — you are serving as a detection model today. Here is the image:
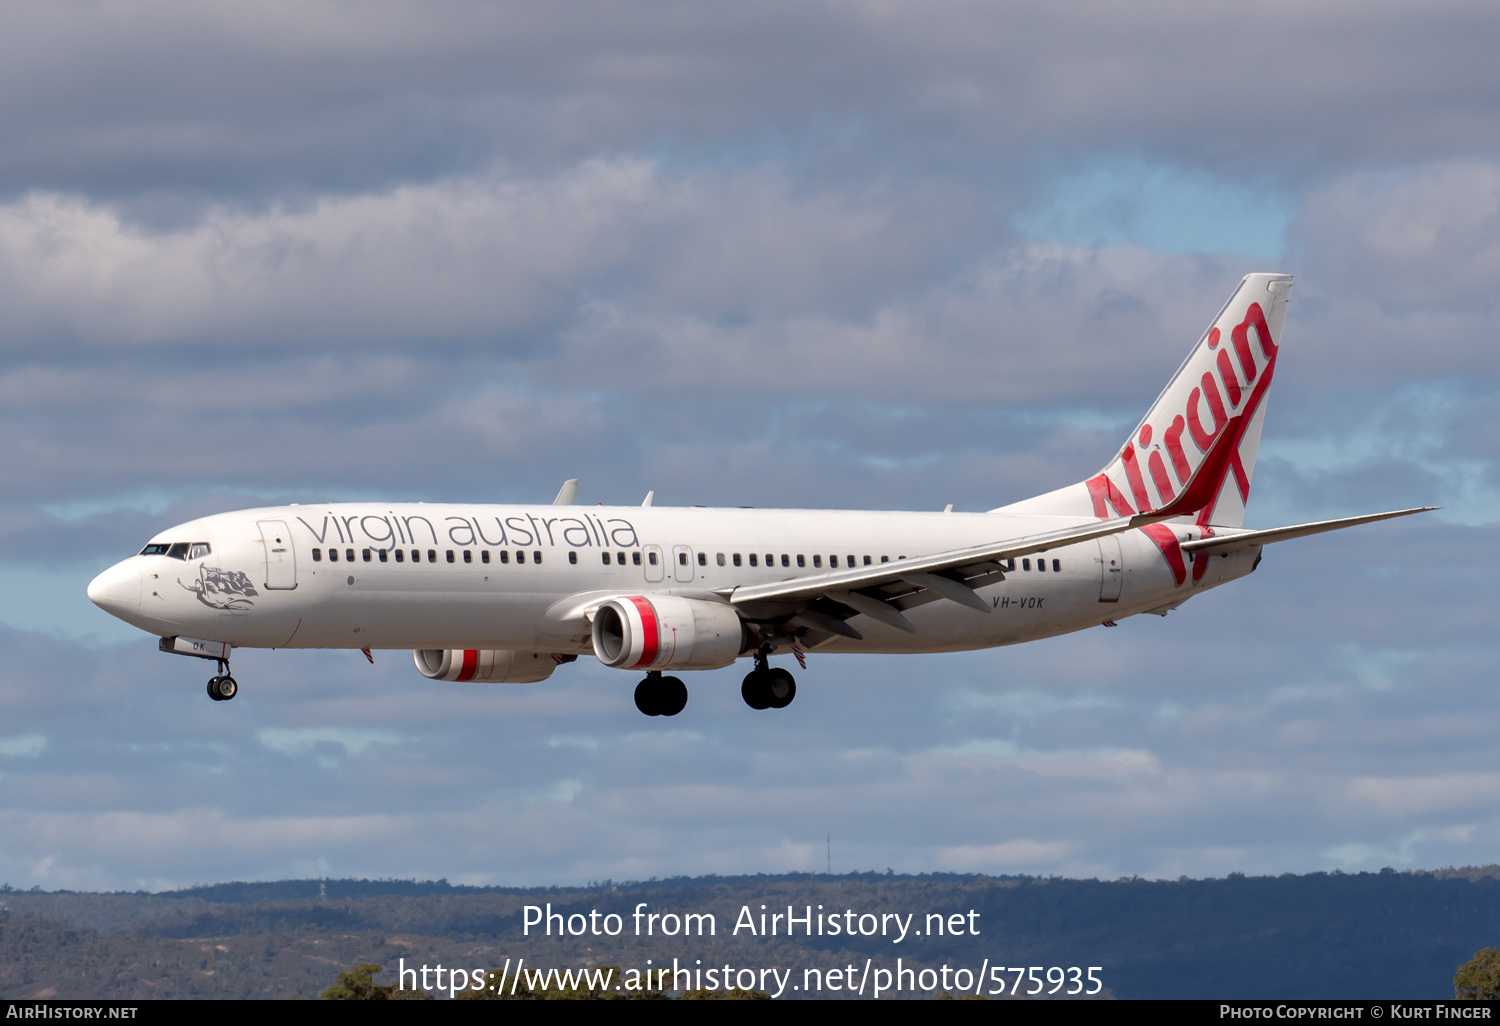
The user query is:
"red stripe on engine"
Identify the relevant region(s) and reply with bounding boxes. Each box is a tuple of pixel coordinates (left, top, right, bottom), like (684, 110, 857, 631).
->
(626, 596, 659, 669)
(456, 649, 478, 682)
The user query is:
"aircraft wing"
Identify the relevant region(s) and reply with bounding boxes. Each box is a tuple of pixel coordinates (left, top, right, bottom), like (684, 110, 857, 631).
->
(724, 512, 1167, 636)
(1178, 507, 1436, 556)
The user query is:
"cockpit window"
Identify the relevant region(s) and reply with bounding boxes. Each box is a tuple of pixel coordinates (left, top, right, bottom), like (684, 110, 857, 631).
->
(140, 541, 211, 560)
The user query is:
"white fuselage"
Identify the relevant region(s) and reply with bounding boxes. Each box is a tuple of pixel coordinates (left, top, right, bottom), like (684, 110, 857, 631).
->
(88, 502, 1260, 661)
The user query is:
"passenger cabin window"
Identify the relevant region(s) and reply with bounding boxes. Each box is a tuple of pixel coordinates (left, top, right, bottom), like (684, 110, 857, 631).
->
(749, 554, 757, 566)
(395, 549, 404, 563)
(697, 552, 707, 566)
(1022, 558, 1031, 571)
(617, 551, 626, 564)
(732, 553, 741, 567)
(481, 551, 490, 564)
(631, 552, 640, 565)
(499, 550, 509, 563)
(533, 551, 542, 564)
(863, 556, 872, 565)
(345, 549, 355, 562)
(1037, 558, 1045, 572)
(648, 552, 658, 565)
(1006, 558, 1015, 571)
(716, 553, 725, 566)
(463, 550, 472, 563)
(516, 551, 526, 564)
(329, 549, 339, 562)
(139, 543, 172, 557)
(1052, 559, 1061, 572)
(568, 551, 577, 564)
(679, 552, 689, 566)
(363, 549, 372, 562)
(602, 552, 612, 565)
(830, 555, 838, 568)
(312, 548, 322, 561)
(446, 550, 455, 563)
(797, 555, 806, 568)
(410, 549, 419, 562)
(781, 554, 790, 568)
(379, 549, 388, 562)
(427, 549, 436, 563)
(880, 556, 889, 563)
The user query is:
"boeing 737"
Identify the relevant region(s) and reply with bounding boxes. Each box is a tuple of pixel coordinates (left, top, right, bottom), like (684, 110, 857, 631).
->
(88, 273, 1430, 715)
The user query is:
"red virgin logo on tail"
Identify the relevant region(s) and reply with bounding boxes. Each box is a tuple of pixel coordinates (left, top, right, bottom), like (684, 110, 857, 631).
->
(1088, 301, 1278, 583)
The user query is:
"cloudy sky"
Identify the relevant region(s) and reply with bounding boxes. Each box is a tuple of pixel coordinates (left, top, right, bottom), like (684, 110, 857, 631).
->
(0, 0, 1497, 891)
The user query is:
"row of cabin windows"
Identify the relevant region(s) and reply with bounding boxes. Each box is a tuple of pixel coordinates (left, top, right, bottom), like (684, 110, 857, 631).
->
(311, 548, 542, 565)
(308, 548, 1062, 573)
(1005, 557, 1062, 572)
(666, 552, 893, 569)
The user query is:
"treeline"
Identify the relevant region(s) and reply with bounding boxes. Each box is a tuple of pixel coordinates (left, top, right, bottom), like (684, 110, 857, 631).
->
(3, 868, 1500, 999)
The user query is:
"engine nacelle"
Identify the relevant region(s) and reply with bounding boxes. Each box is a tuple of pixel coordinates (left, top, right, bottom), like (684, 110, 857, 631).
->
(591, 595, 747, 671)
(413, 649, 559, 683)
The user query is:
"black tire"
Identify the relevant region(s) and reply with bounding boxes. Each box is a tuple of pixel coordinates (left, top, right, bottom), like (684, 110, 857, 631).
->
(741, 670, 772, 710)
(217, 676, 238, 701)
(207, 676, 223, 701)
(634, 679, 661, 716)
(767, 668, 796, 709)
(658, 676, 688, 716)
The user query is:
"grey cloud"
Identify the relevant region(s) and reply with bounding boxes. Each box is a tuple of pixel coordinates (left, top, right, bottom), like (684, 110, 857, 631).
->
(3, 2, 1500, 205)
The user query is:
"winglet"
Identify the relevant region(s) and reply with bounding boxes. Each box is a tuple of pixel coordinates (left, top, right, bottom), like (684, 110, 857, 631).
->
(552, 479, 579, 505)
(641, 490, 654, 508)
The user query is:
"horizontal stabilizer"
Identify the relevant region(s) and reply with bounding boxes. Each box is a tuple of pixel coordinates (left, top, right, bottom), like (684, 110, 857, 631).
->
(1179, 507, 1437, 556)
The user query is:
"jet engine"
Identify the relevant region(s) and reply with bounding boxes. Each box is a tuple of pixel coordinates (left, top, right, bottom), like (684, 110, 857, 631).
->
(413, 648, 559, 683)
(591, 595, 748, 671)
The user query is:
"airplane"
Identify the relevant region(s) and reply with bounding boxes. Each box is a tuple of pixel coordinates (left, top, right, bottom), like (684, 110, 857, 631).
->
(87, 272, 1431, 716)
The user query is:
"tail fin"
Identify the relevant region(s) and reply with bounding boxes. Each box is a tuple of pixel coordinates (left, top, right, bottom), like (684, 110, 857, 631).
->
(999, 272, 1292, 527)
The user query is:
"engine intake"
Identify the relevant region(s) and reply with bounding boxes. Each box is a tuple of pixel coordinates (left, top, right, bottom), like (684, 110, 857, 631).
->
(591, 595, 747, 671)
(413, 649, 560, 683)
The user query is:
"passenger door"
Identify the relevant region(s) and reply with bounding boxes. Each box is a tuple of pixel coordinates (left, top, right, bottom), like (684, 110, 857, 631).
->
(258, 520, 298, 590)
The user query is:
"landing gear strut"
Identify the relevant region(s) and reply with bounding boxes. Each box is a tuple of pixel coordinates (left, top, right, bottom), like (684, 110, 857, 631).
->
(741, 646, 795, 710)
(634, 671, 688, 717)
(207, 659, 237, 702)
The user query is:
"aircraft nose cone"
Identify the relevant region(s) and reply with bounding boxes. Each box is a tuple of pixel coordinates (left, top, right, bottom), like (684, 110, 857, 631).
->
(87, 561, 140, 620)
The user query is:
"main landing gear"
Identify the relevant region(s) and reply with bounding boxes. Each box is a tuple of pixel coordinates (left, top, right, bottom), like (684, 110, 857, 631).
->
(741, 648, 795, 710)
(635, 671, 688, 717)
(207, 659, 237, 702)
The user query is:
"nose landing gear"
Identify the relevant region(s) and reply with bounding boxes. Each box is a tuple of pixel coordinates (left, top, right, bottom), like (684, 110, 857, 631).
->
(741, 647, 795, 710)
(207, 659, 237, 702)
(634, 671, 688, 717)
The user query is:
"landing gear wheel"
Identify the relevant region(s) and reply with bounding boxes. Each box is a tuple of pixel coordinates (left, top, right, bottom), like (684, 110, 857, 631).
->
(634, 678, 662, 716)
(658, 676, 687, 717)
(766, 668, 796, 709)
(207, 676, 223, 701)
(741, 669, 772, 710)
(217, 676, 238, 701)
(636, 674, 688, 717)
